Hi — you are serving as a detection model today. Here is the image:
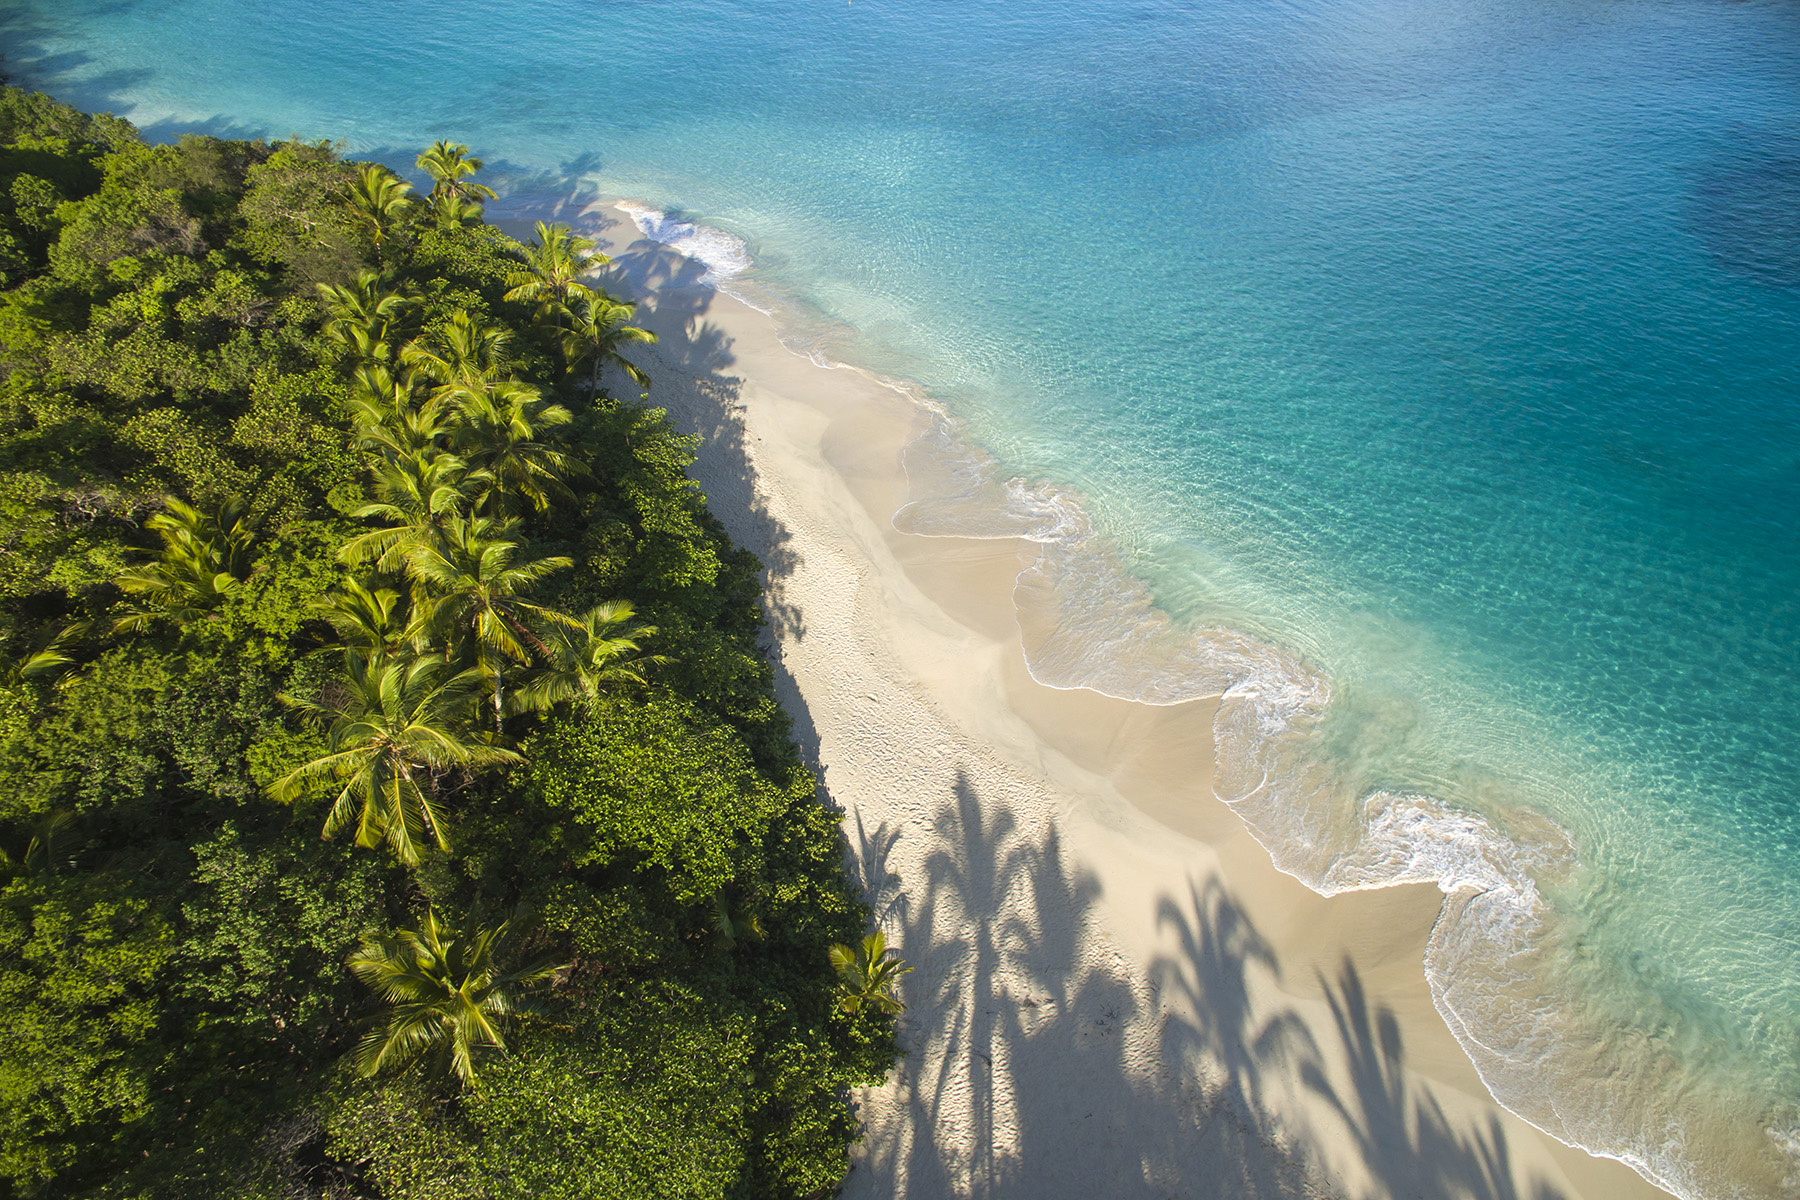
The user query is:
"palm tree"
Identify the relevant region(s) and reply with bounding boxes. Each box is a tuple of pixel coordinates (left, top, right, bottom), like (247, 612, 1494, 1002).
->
(452, 379, 582, 515)
(416, 141, 496, 205)
(0, 627, 78, 706)
(399, 311, 515, 397)
(829, 931, 911, 1016)
(0, 810, 74, 881)
(339, 449, 489, 569)
(346, 360, 409, 417)
(503, 221, 602, 333)
(270, 652, 515, 866)
(710, 890, 765, 952)
(317, 271, 416, 362)
(313, 579, 415, 663)
(428, 190, 486, 231)
(345, 164, 417, 263)
(511, 601, 660, 715)
(347, 904, 564, 1089)
(399, 515, 576, 730)
(112, 497, 256, 634)
(561, 290, 656, 398)
(416, 142, 496, 230)
(348, 373, 453, 460)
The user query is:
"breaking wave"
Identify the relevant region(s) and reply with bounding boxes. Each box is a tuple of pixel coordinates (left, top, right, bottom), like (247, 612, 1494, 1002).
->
(616, 200, 753, 291)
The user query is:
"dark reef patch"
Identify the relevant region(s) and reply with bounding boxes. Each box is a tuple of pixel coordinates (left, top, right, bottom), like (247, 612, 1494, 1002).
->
(1690, 138, 1800, 288)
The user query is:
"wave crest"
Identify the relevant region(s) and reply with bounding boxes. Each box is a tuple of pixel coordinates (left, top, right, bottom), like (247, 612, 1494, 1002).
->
(616, 200, 752, 286)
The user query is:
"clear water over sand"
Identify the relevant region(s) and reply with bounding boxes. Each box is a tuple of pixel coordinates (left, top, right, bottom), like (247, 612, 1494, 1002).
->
(7, 0, 1799, 1193)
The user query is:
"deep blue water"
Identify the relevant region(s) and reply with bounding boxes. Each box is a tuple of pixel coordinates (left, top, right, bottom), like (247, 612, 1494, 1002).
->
(6, 0, 1799, 1193)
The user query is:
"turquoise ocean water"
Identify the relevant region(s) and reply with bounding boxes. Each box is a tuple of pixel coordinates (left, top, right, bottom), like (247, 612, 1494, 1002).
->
(5, 0, 1798, 1193)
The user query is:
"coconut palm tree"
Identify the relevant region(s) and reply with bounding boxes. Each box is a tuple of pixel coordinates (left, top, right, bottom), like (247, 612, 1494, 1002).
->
(348, 373, 453, 461)
(710, 890, 765, 952)
(561, 290, 656, 398)
(270, 651, 513, 866)
(399, 311, 515, 398)
(428, 191, 486, 231)
(416, 143, 496, 232)
(347, 904, 563, 1089)
(317, 271, 416, 362)
(339, 449, 489, 569)
(346, 360, 410, 418)
(503, 221, 602, 332)
(829, 931, 911, 1016)
(416, 141, 496, 205)
(345, 164, 417, 263)
(452, 379, 582, 515)
(0, 627, 78, 706)
(398, 515, 576, 730)
(312, 579, 415, 663)
(511, 601, 660, 715)
(112, 497, 256, 634)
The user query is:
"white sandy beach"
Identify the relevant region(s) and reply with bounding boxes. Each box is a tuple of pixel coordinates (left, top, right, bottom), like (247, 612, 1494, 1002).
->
(546, 205, 1675, 1200)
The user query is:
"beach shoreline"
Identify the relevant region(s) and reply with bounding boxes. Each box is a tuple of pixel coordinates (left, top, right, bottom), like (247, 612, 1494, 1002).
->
(543, 203, 1675, 1200)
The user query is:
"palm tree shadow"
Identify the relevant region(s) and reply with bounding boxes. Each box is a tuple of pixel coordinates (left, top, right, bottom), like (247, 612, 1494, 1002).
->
(846, 784, 1580, 1200)
(849, 810, 907, 929)
(1152, 878, 1319, 1129)
(847, 768, 1319, 1199)
(1303, 958, 1572, 1200)
(1, 14, 153, 119)
(596, 235, 805, 622)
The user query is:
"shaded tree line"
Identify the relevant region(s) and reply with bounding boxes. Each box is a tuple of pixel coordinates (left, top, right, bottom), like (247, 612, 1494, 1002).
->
(0, 86, 899, 1199)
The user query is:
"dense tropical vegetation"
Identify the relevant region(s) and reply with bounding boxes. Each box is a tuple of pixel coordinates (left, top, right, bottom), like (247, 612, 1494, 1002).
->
(0, 85, 898, 1199)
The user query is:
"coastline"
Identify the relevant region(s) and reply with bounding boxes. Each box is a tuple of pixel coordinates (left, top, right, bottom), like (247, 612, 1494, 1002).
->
(551, 205, 1674, 1200)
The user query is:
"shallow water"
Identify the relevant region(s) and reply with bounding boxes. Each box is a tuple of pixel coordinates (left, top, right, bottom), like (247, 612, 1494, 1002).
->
(7, 0, 1799, 1193)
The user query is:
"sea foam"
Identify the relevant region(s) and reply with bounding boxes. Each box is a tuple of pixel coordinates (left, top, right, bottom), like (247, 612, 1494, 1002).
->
(615, 201, 752, 287)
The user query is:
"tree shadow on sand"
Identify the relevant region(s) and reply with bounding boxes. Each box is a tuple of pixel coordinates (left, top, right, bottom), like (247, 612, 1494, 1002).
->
(595, 224, 807, 640)
(837, 767, 1575, 1200)
(571, 218, 823, 774)
(1301, 960, 1566, 1200)
(845, 768, 1317, 1199)
(848, 810, 907, 931)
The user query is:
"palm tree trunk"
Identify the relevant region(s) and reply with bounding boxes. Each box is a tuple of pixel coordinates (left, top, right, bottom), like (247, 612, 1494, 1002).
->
(475, 610, 506, 735)
(502, 611, 553, 659)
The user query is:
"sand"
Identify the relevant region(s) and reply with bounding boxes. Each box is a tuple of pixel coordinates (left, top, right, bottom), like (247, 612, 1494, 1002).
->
(530, 205, 1675, 1200)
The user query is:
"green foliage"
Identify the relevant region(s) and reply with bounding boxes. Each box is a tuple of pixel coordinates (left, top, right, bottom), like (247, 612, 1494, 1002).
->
(0, 646, 179, 824)
(0, 874, 171, 1189)
(178, 820, 388, 1048)
(0, 83, 897, 1200)
(346, 905, 562, 1087)
(460, 995, 757, 1200)
(830, 930, 912, 1016)
(530, 694, 798, 905)
(235, 140, 362, 286)
(0, 89, 135, 151)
